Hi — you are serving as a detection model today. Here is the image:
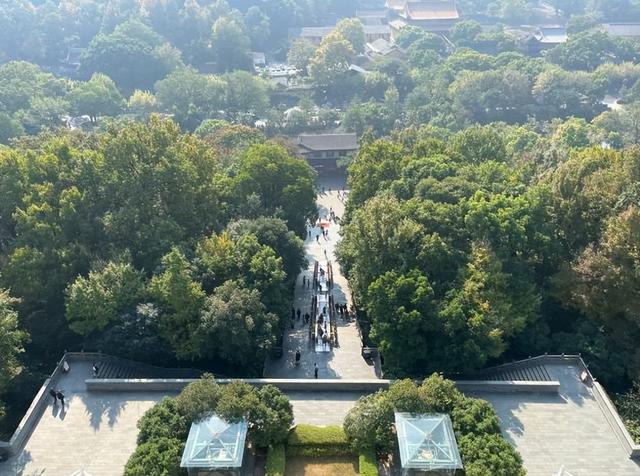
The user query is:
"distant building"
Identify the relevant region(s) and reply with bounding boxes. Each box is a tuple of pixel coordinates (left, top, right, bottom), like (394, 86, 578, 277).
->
(602, 23, 640, 40)
(365, 38, 407, 61)
(356, 9, 388, 25)
(527, 25, 567, 55)
(388, 0, 460, 34)
(252, 52, 266, 69)
(293, 24, 391, 45)
(296, 133, 359, 169)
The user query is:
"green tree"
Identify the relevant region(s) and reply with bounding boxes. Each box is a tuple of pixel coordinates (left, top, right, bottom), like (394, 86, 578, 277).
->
(308, 33, 355, 90)
(211, 17, 252, 73)
(233, 143, 316, 235)
(128, 90, 158, 116)
(68, 73, 125, 122)
(366, 269, 439, 376)
(81, 20, 178, 92)
(148, 248, 206, 359)
(334, 18, 366, 54)
(458, 433, 526, 476)
(0, 290, 28, 417)
(0, 113, 24, 144)
(222, 71, 270, 121)
(287, 38, 317, 73)
(155, 68, 226, 129)
(124, 437, 184, 476)
(65, 261, 146, 336)
(245, 6, 271, 49)
(450, 20, 483, 47)
(554, 207, 640, 377)
(198, 280, 278, 370)
(449, 126, 508, 164)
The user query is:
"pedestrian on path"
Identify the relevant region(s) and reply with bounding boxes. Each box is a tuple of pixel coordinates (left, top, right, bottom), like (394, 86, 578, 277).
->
(324, 249, 327, 258)
(316, 234, 319, 243)
(56, 390, 65, 408)
(92, 363, 99, 377)
(296, 308, 301, 320)
(302, 275, 306, 287)
(49, 388, 57, 405)
(314, 363, 319, 379)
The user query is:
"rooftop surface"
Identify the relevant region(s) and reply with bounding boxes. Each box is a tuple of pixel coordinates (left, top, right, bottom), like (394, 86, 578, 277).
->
(470, 362, 640, 476)
(402, 0, 460, 21)
(2, 361, 640, 475)
(296, 133, 359, 152)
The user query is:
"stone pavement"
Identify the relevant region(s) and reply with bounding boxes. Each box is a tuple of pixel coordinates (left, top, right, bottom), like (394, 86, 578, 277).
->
(263, 184, 378, 380)
(470, 363, 640, 476)
(0, 361, 173, 476)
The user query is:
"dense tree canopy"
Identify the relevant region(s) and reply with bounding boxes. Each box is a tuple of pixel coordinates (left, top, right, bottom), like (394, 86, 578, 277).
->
(0, 117, 315, 382)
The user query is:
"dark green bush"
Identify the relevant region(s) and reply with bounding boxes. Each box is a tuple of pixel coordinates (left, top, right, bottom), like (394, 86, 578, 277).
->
(265, 443, 286, 476)
(136, 398, 187, 444)
(451, 397, 500, 436)
(124, 437, 186, 476)
(359, 447, 378, 476)
(458, 433, 526, 476)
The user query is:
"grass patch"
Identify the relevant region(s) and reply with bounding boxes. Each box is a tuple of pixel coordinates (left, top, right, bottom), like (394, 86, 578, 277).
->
(358, 447, 378, 476)
(286, 424, 353, 457)
(284, 455, 358, 476)
(266, 443, 286, 476)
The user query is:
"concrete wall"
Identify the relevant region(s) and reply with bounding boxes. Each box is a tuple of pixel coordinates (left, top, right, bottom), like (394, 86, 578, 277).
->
(85, 377, 560, 394)
(593, 381, 640, 458)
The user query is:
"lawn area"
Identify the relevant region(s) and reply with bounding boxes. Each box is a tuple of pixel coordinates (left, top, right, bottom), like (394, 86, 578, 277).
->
(284, 455, 359, 476)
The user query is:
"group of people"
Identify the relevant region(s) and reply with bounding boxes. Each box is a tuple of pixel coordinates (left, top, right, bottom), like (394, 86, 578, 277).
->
(49, 388, 65, 407)
(293, 350, 320, 379)
(335, 302, 349, 320)
(291, 307, 312, 329)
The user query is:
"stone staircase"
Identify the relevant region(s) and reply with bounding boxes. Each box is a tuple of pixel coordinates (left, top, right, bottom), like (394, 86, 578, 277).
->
(91, 355, 202, 380)
(462, 357, 553, 382)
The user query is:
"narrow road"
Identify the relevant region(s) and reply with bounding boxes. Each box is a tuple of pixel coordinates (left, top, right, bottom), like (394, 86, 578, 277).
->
(264, 180, 378, 379)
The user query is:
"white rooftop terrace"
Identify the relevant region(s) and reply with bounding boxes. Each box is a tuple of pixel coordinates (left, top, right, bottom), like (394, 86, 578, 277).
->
(1, 356, 639, 475)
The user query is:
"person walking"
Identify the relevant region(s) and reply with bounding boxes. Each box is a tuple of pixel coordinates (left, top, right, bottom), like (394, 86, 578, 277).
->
(314, 363, 319, 379)
(296, 308, 301, 321)
(295, 349, 301, 367)
(302, 275, 306, 287)
(316, 234, 320, 243)
(49, 388, 57, 405)
(92, 363, 99, 377)
(56, 390, 65, 408)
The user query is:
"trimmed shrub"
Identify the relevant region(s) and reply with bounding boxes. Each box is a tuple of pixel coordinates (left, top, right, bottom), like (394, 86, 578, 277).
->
(124, 437, 185, 476)
(265, 443, 286, 476)
(359, 447, 378, 476)
(451, 397, 500, 436)
(458, 433, 526, 476)
(136, 398, 186, 444)
(286, 424, 353, 456)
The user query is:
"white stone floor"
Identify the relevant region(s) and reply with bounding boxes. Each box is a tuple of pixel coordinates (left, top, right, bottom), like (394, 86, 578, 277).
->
(263, 186, 378, 380)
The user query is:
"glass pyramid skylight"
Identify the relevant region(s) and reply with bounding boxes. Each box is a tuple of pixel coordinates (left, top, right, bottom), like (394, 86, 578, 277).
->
(180, 415, 248, 469)
(395, 413, 463, 472)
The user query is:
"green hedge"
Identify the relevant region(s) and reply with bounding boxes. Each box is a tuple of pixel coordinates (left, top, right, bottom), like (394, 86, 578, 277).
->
(359, 448, 378, 476)
(286, 424, 353, 457)
(265, 444, 286, 476)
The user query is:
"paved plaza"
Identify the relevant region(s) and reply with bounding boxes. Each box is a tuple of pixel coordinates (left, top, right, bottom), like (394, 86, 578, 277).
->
(263, 183, 378, 380)
(471, 363, 640, 476)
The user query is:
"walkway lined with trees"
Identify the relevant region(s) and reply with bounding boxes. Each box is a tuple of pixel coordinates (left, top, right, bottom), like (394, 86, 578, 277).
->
(264, 181, 377, 380)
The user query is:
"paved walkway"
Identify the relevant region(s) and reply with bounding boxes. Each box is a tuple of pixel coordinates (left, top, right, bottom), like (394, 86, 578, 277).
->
(264, 185, 378, 380)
